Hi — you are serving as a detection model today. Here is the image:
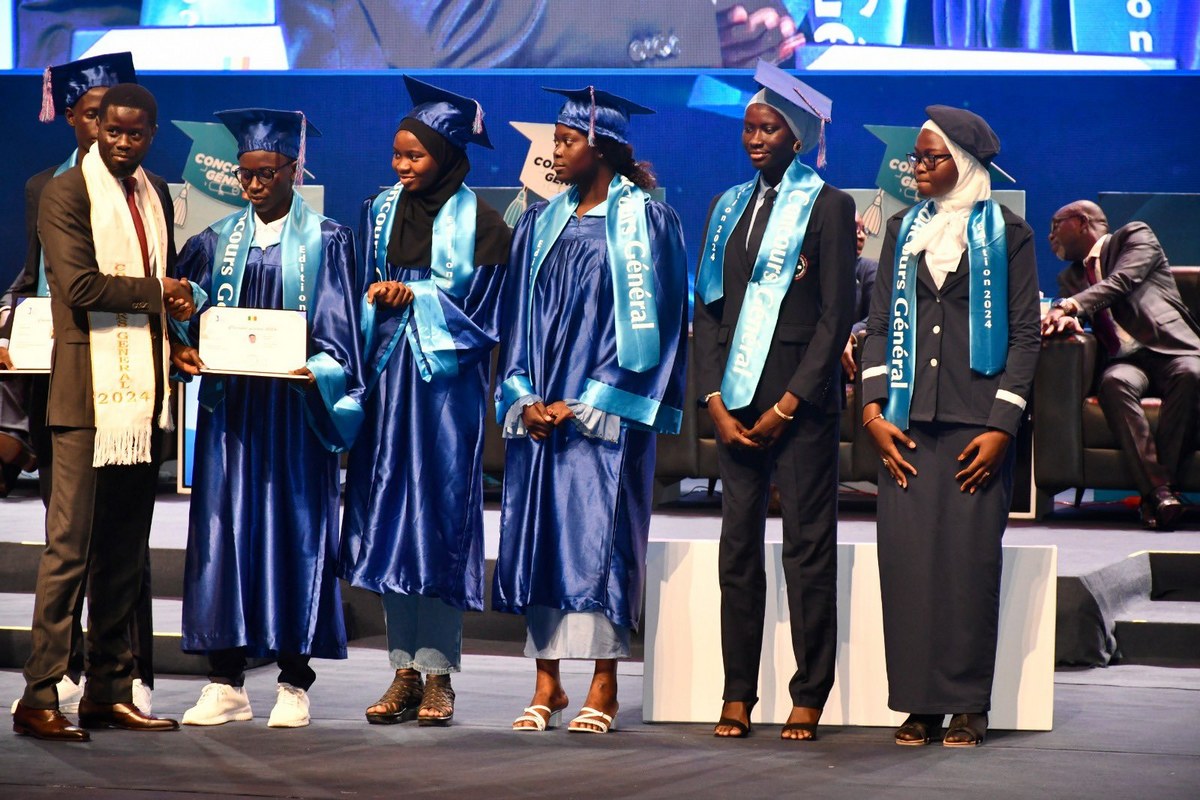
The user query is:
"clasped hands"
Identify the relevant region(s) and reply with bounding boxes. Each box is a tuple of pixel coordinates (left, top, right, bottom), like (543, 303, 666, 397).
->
(366, 281, 414, 309)
(862, 401, 1010, 493)
(521, 400, 575, 441)
(707, 392, 798, 451)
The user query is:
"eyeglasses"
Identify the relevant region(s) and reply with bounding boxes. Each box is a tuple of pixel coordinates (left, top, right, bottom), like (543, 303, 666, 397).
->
(1049, 214, 1084, 232)
(906, 152, 953, 170)
(235, 163, 293, 185)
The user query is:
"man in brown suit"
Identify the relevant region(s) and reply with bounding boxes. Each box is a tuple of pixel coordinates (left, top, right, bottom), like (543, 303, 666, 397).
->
(13, 83, 193, 742)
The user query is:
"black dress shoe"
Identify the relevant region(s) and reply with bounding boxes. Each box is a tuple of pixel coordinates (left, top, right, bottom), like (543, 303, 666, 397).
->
(77, 699, 180, 732)
(1153, 486, 1185, 530)
(12, 702, 90, 742)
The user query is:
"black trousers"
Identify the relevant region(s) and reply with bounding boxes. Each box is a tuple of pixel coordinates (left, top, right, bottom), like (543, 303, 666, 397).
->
(209, 649, 315, 692)
(1096, 349, 1200, 496)
(22, 427, 160, 708)
(716, 405, 839, 709)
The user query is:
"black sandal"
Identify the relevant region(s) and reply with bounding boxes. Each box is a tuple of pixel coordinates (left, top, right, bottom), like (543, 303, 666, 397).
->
(417, 674, 455, 727)
(895, 714, 944, 746)
(713, 700, 757, 738)
(943, 713, 988, 747)
(365, 669, 423, 725)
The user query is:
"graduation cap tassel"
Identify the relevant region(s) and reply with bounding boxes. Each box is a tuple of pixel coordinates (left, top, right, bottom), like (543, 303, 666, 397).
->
(472, 100, 484, 136)
(587, 85, 596, 146)
(39, 67, 55, 123)
(294, 112, 307, 187)
(816, 118, 828, 170)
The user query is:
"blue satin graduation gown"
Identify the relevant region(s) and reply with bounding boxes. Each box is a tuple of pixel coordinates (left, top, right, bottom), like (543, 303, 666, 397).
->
(337, 197, 508, 610)
(178, 220, 361, 660)
(492, 198, 688, 630)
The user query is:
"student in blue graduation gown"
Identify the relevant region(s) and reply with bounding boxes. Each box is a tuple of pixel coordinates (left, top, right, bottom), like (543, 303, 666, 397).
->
(693, 60, 857, 741)
(337, 78, 510, 726)
(860, 107, 1040, 748)
(494, 87, 688, 734)
(171, 109, 363, 730)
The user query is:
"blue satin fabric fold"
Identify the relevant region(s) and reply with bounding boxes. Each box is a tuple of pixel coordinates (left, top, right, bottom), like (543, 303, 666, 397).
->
(339, 197, 508, 610)
(492, 198, 688, 630)
(175, 220, 362, 659)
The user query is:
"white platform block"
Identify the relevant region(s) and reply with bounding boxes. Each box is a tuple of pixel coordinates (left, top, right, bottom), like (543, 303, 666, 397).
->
(643, 541, 1056, 730)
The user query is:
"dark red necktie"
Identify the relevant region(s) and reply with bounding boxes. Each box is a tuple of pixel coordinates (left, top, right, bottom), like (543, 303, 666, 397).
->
(121, 176, 150, 278)
(1084, 256, 1121, 356)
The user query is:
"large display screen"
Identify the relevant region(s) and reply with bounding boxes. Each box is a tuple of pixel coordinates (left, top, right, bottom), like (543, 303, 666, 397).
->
(4, 1, 1197, 72)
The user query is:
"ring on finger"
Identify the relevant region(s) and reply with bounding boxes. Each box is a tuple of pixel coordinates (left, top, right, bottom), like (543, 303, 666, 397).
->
(881, 457, 891, 467)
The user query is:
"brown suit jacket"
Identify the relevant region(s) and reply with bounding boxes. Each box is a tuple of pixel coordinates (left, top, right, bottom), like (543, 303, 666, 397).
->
(38, 165, 177, 429)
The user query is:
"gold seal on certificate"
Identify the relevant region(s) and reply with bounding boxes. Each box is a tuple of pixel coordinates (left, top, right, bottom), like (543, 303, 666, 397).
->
(198, 307, 308, 379)
(4, 297, 53, 373)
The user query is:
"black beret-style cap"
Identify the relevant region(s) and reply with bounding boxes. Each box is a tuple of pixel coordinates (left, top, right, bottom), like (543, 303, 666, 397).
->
(925, 105, 1000, 166)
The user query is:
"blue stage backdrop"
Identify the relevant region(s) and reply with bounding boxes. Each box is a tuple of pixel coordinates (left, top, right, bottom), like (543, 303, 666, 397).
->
(1, 71, 1199, 296)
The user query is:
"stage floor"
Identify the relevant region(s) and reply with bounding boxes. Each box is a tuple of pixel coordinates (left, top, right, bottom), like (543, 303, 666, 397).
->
(2, 479, 1199, 797)
(2, 650, 1199, 799)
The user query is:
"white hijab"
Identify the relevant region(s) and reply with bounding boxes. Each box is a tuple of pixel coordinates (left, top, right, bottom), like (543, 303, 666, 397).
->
(903, 119, 992, 288)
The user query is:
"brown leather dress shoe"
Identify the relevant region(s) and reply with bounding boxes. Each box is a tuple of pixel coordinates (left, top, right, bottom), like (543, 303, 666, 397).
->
(77, 699, 180, 732)
(12, 702, 91, 742)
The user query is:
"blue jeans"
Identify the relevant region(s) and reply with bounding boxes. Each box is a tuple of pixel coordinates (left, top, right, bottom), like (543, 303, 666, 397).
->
(382, 593, 462, 674)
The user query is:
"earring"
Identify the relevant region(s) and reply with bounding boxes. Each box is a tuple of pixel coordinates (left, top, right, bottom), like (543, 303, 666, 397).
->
(793, 141, 802, 154)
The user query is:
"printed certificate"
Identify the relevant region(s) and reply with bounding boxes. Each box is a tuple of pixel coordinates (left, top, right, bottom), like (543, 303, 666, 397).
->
(198, 306, 308, 380)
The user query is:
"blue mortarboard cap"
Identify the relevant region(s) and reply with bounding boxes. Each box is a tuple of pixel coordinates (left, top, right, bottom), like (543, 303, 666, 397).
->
(215, 108, 322, 185)
(402, 75, 492, 151)
(543, 86, 655, 146)
(40, 51, 137, 123)
(750, 59, 832, 167)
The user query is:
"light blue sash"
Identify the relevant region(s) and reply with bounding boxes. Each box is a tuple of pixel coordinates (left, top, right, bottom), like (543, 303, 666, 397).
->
(715, 158, 824, 410)
(885, 198, 1009, 428)
(695, 179, 756, 305)
(36, 150, 78, 296)
(527, 174, 659, 373)
(359, 182, 478, 391)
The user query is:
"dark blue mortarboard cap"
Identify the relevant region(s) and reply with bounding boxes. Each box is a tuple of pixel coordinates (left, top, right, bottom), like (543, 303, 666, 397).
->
(215, 108, 322, 185)
(40, 51, 137, 123)
(751, 59, 832, 167)
(543, 86, 655, 146)
(402, 75, 493, 151)
(924, 105, 1001, 166)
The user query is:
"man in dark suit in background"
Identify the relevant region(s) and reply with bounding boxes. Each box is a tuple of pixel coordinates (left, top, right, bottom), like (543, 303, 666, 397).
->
(1042, 199, 1200, 530)
(12, 83, 191, 742)
(840, 210, 878, 381)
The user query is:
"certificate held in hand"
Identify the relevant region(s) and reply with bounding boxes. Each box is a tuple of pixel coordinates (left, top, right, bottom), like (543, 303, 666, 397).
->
(199, 307, 308, 379)
(4, 297, 53, 373)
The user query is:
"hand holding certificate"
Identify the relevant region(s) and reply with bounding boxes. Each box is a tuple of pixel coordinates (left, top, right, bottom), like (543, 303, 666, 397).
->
(198, 307, 309, 380)
(2, 297, 53, 374)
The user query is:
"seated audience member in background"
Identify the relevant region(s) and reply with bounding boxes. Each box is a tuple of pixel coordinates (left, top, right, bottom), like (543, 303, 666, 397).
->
(841, 210, 878, 381)
(1043, 201, 1200, 530)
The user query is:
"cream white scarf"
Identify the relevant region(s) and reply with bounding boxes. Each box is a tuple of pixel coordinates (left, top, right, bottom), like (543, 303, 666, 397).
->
(903, 119, 992, 289)
(81, 148, 172, 466)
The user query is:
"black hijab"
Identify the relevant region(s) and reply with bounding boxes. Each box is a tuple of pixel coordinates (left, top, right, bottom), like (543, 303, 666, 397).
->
(386, 117, 510, 267)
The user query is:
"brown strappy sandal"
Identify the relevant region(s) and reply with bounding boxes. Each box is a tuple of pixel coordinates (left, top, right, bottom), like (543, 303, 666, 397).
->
(365, 669, 423, 725)
(418, 674, 455, 726)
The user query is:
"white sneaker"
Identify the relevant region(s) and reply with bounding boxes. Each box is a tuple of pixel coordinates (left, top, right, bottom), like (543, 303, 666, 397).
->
(267, 683, 310, 728)
(132, 679, 152, 714)
(182, 683, 254, 726)
(58, 675, 85, 714)
(10, 675, 85, 715)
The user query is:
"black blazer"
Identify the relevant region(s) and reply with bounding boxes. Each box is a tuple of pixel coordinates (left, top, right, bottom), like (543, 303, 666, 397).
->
(1057, 221, 1200, 357)
(861, 204, 1041, 436)
(0, 165, 57, 340)
(39, 165, 177, 429)
(693, 182, 858, 415)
